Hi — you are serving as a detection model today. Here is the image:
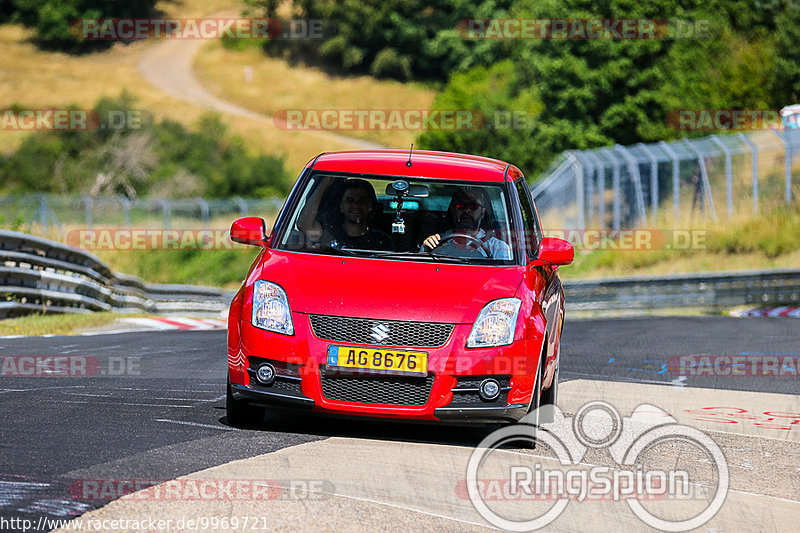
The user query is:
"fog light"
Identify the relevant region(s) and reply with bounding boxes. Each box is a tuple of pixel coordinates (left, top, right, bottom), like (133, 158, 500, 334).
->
(256, 363, 276, 385)
(479, 378, 501, 401)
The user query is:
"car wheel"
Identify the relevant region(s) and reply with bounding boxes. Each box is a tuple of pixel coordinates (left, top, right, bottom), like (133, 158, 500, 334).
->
(226, 378, 265, 427)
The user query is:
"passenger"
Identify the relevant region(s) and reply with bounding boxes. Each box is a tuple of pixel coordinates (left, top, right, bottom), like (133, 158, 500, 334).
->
(297, 177, 393, 250)
(422, 186, 512, 259)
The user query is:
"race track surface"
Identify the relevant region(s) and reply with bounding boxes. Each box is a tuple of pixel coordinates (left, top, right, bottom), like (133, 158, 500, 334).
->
(1, 317, 797, 531)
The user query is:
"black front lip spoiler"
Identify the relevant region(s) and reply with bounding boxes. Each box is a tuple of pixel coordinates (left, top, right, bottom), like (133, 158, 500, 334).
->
(232, 383, 528, 424)
(434, 404, 528, 424)
(231, 383, 315, 409)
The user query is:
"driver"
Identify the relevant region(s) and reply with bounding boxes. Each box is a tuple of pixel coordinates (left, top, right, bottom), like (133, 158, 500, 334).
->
(422, 186, 512, 259)
(297, 176, 393, 250)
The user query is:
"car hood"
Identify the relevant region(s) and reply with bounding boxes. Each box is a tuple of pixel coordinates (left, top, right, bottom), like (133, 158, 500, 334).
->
(255, 251, 524, 324)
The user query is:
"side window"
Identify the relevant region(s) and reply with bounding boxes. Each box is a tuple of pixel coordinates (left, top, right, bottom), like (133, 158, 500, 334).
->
(514, 177, 543, 259)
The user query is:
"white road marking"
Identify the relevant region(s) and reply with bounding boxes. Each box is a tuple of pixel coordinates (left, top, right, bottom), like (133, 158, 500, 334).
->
(314, 491, 499, 530)
(563, 370, 673, 386)
(154, 419, 239, 431)
(671, 375, 687, 387)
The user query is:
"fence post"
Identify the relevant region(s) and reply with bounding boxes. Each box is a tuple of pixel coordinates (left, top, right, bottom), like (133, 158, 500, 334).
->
(636, 143, 660, 225)
(118, 196, 131, 227)
(37, 194, 48, 234)
(158, 198, 171, 229)
(658, 141, 680, 222)
(682, 139, 718, 222)
(737, 133, 759, 215)
(82, 195, 93, 229)
(233, 196, 248, 217)
(599, 148, 623, 231)
(196, 198, 210, 226)
(773, 130, 792, 205)
(567, 151, 586, 230)
(709, 135, 734, 219)
(574, 152, 595, 226)
(586, 151, 606, 229)
(615, 144, 647, 228)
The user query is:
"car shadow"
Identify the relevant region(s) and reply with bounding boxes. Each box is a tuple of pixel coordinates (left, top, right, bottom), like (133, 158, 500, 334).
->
(217, 407, 506, 449)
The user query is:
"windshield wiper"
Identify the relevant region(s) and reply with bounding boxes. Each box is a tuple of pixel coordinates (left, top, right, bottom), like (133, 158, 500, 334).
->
(310, 243, 360, 256)
(369, 250, 472, 263)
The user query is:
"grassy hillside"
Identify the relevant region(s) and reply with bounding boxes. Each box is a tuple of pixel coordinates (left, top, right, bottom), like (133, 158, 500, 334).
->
(562, 206, 800, 279)
(194, 41, 436, 148)
(0, 0, 427, 171)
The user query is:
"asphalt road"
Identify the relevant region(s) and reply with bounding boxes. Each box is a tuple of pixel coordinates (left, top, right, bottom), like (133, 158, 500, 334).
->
(0, 317, 798, 531)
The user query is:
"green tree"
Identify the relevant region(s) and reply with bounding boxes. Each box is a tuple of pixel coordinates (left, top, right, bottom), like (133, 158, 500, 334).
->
(6, 0, 159, 51)
(247, 0, 513, 80)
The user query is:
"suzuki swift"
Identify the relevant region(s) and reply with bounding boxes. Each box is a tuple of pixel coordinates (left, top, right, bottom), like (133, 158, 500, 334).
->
(226, 149, 573, 430)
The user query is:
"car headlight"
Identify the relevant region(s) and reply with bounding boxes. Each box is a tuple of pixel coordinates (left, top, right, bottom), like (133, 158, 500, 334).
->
(466, 298, 522, 348)
(251, 280, 293, 335)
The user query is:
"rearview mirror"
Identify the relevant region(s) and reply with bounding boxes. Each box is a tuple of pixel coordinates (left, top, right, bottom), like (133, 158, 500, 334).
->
(385, 181, 429, 198)
(230, 217, 267, 246)
(537, 237, 573, 266)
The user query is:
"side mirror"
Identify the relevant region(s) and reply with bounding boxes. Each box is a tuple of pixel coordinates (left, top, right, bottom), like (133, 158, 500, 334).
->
(537, 237, 573, 266)
(230, 217, 267, 246)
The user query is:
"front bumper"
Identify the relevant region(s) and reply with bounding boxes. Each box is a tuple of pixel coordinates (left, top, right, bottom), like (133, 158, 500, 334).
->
(229, 314, 541, 424)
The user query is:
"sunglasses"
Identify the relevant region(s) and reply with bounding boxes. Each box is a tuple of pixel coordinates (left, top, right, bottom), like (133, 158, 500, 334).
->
(454, 202, 482, 210)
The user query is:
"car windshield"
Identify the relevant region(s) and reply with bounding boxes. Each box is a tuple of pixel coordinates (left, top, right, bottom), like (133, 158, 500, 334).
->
(276, 173, 517, 265)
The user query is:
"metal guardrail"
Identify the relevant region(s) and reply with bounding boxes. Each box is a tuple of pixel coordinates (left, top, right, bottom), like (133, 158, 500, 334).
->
(4, 229, 797, 320)
(0, 229, 232, 319)
(564, 268, 800, 312)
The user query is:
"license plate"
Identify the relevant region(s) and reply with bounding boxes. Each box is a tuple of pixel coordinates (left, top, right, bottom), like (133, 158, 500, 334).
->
(326, 345, 428, 375)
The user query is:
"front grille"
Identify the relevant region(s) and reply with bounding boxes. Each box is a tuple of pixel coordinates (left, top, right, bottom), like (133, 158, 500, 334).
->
(320, 373, 434, 405)
(309, 315, 453, 347)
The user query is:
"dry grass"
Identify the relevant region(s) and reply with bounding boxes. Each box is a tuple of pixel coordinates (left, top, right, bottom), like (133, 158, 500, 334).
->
(0, 0, 401, 170)
(562, 205, 800, 279)
(193, 41, 436, 148)
(0, 312, 138, 337)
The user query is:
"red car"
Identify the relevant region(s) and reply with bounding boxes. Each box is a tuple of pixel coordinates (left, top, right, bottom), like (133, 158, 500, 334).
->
(226, 150, 573, 430)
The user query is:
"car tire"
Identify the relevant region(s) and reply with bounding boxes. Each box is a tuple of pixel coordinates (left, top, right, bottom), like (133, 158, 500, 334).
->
(226, 378, 265, 427)
(539, 350, 559, 425)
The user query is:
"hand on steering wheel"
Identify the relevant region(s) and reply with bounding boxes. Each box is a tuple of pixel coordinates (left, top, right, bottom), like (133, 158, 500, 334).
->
(427, 233, 490, 258)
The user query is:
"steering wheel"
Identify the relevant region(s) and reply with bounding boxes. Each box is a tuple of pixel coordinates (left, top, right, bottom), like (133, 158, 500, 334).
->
(434, 233, 491, 258)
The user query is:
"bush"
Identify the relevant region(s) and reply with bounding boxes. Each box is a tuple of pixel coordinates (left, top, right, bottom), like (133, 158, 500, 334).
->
(246, 0, 513, 81)
(0, 93, 291, 198)
(6, 0, 159, 51)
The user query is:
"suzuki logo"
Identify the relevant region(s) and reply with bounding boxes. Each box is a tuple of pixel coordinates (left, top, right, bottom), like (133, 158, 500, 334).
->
(370, 324, 390, 342)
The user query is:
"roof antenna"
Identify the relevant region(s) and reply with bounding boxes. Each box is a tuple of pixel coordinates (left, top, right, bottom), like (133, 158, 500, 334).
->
(406, 143, 413, 167)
